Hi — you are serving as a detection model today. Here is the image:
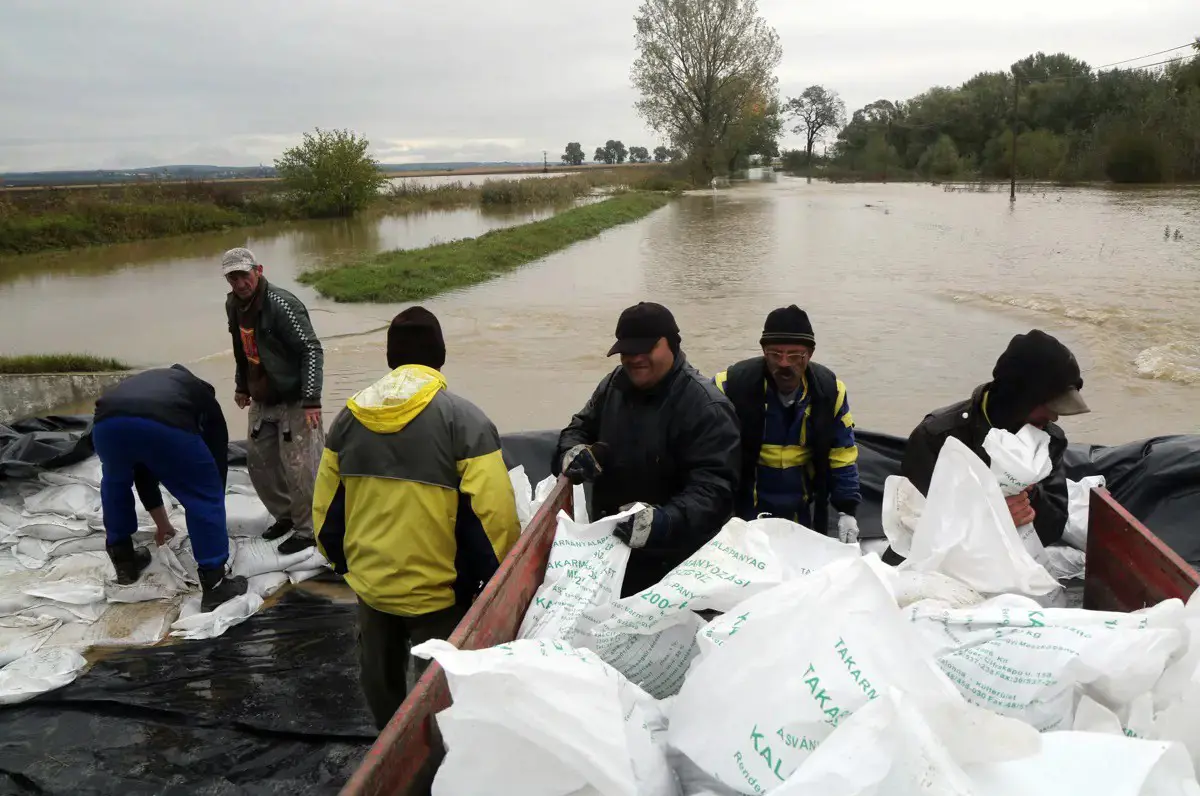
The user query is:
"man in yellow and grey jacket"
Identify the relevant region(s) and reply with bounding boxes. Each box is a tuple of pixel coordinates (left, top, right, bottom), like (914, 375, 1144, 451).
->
(312, 306, 520, 731)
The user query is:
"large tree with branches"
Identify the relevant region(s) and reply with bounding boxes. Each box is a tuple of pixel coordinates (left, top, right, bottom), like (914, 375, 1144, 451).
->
(631, 0, 782, 183)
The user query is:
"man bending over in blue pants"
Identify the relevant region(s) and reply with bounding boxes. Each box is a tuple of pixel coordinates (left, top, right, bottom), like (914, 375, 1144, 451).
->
(92, 365, 247, 611)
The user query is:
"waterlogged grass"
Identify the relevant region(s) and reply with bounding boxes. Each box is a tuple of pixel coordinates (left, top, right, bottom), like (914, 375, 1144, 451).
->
(0, 354, 131, 374)
(301, 192, 672, 303)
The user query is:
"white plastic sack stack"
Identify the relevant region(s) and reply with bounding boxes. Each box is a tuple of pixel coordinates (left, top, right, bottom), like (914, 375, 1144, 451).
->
(903, 437, 1060, 598)
(412, 638, 677, 796)
(983, 425, 1054, 565)
(1065, 475, 1106, 551)
(670, 556, 970, 790)
(0, 647, 88, 705)
(907, 594, 1185, 732)
(584, 517, 861, 698)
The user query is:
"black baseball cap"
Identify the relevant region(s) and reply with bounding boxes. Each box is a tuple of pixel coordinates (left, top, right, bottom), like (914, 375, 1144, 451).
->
(607, 302, 679, 357)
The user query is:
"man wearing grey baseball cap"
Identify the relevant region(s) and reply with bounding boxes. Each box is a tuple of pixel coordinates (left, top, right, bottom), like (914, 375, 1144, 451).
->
(222, 247, 325, 555)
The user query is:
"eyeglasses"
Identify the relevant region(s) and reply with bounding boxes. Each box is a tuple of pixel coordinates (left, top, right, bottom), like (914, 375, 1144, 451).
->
(764, 350, 810, 365)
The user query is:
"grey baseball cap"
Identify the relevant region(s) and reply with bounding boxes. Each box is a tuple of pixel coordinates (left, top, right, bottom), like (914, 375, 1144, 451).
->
(221, 247, 259, 275)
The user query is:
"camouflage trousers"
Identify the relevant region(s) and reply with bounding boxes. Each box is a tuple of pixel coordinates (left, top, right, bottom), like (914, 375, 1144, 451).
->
(247, 401, 324, 536)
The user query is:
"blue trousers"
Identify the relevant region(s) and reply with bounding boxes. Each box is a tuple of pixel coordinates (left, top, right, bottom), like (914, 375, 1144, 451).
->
(92, 416, 229, 570)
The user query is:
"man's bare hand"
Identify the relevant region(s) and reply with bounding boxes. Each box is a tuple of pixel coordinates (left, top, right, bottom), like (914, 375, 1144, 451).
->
(155, 524, 177, 547)
(1006, 488, 1036, 526)
(235, 392, 251, 409)
(305, 408, 322, 429)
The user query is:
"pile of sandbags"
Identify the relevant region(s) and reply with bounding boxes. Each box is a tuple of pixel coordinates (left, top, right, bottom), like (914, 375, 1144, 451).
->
(417, 430, 1200, 796)
(0, 457, 332, 704)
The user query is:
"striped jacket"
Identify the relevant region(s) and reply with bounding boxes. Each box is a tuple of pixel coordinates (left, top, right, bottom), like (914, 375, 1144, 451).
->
(715, 357, 861, 532)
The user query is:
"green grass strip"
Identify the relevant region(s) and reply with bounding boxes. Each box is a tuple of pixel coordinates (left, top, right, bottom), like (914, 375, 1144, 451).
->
(0, 354, 131, 374)
(299, 192, 671, 303)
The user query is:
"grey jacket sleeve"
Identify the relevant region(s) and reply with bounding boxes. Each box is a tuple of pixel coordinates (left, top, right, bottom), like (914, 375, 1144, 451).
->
(657, 399, 741, 545)
(274, 292, 324, 408)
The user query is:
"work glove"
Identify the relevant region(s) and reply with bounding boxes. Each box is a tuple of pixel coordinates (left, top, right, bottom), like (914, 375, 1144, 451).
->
(837, 512, 860, 545)
(613, 506, 669, 550)
(561, 443, 605, 485)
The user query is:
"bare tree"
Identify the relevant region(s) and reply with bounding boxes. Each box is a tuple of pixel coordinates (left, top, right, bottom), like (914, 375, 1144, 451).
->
(785, 86, 846, 166)
(631, 0, 782, 183)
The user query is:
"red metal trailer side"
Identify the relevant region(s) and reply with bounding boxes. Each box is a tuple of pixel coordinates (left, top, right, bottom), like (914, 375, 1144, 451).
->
(341, 483, 1199, 796)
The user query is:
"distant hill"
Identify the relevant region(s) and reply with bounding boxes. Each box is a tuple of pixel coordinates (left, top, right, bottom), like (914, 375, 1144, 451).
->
(0, 161, 550, 187)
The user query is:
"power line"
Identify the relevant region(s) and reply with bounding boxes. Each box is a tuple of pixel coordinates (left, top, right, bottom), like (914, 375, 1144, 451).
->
(1093, 42, 1197, 71)
(1020, 49, 1198, 86)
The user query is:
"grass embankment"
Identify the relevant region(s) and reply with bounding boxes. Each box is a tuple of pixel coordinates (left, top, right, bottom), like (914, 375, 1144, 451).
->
(0, 166, 690, 256)
(0, 354, 131, 374)
(300, 192, 671, 303)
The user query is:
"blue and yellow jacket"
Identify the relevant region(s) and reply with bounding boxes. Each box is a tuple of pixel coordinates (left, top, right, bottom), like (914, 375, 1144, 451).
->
(715, 357, 861, 531)
(312, 365, 520, 617)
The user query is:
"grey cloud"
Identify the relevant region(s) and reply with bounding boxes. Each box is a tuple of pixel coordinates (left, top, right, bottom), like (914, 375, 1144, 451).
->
(1, 0, 1195, 170)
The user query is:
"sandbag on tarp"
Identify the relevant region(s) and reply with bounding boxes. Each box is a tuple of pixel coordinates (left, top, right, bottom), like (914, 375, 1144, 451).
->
(0, 586, 373, 795)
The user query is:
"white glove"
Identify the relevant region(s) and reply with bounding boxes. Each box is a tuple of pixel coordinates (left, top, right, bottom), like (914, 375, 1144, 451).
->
(837, 513, 860, 545)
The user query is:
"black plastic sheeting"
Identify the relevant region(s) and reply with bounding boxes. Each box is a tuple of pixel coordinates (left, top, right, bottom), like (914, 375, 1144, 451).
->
(0, 585, 372, 795)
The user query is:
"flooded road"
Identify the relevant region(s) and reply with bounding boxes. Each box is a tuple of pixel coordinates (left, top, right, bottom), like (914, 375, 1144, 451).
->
(2, 174, 1198, 443)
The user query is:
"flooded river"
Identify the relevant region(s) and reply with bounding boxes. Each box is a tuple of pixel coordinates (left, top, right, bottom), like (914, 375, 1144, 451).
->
(2, 174, 1198, 443)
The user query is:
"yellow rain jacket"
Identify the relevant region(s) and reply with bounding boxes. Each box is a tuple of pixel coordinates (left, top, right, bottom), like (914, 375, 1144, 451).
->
(312, 365, 520, 616)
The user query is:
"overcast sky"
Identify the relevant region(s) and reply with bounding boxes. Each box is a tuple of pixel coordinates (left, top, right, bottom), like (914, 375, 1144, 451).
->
(2, 0, 1196, 171)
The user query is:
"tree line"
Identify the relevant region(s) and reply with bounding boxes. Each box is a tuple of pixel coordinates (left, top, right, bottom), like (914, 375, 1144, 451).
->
(830, 44, 1200, 182)
(560, 141, 683, 166)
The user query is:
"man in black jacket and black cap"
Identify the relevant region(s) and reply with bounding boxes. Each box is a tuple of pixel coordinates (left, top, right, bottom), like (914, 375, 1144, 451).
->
(887, 329, 1090, 564)
(553, 302, 741, 597)
(714, 305, 862, 542)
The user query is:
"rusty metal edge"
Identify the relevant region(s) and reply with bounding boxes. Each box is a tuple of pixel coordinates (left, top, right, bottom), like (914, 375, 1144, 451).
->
(1084, 486, 1199, 612)
(338, 476, 574, 796)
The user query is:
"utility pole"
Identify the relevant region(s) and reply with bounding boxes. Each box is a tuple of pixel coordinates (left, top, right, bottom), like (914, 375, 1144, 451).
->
(1010, 74, 1019, 203)
(543, 151, 548, 173)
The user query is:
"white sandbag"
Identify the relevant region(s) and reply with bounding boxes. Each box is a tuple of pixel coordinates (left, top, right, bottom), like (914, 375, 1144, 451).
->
(0, 501, 24, 534)
(0, 647, 88, 705)
(23, 482, 103, 519)
(412, 638, 677, 796)
(527, 474, 589, 525)
(249, 571, 290, 599)
(903, 437, 1059, 598)
(509, 466, 534, 529)
(517, 506, 638, 643)
(1044, 545, 1086, 581)
(771, 686, 1039, 796)
(881, 475, 925, 559)
(170, 591, 265, 640)
(105, 545, 196, 603)
(43, 600, 179, 650)
(907, 595, 1185, 731)
(892, 570, 986, 609)
(224, 493, 272, 537)
(13, 534, 108, 568)
(38, 455, 103, 488)
(17, 578, 108, 624)
(1065, 475, 1106, 551)
(672, 556, 963, 790)
(585, 517, 860, 698)
(0, 616, 62, 666)
(965, 731, 1200, 796)
(13, 515, 93, 542)
(983, 425, 1054, 565)
(229, 537, 323, 579)
(287, 567, 325, 585)
(225, 467, 254, 494)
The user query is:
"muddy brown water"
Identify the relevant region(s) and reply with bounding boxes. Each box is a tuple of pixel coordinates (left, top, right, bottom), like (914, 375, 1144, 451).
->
(2, 174, 1198, 444)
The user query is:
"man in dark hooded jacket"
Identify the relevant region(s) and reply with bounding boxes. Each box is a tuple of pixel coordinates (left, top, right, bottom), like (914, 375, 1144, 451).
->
(553, 302, 741, 597)
(886, 330, 1089, 564)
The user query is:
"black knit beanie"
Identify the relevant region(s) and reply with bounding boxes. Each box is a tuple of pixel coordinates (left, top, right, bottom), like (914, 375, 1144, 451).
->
(387, 306, 446, 370)
(988, 330, 1083, 429)
(760, 305, 815, 348)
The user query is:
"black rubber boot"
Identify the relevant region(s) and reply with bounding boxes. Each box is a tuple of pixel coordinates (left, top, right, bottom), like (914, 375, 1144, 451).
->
(198, 566, 249, 612)
(262, 517, 294, 541)
(277, 533, 316, 555)
(107, 540, 152, 585)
